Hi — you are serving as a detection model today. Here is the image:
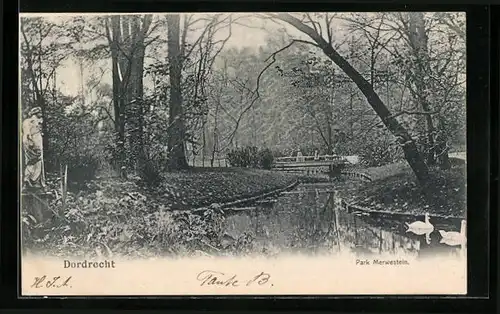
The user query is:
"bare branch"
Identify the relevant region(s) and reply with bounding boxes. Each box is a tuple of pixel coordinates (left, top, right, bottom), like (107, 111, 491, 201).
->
(226, 39, 319, 144)
(306, 13, 323, 38)
(325, 13, 333, 45)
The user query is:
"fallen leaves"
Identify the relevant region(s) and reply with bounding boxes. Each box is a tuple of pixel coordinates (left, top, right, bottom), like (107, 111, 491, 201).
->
(149, 168, 297, 210)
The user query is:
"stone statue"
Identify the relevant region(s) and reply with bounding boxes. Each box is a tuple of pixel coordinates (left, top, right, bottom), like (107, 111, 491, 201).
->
(22, 107, 46, 189)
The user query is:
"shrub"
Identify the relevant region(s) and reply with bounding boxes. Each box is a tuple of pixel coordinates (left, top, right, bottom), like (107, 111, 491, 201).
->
(21, 181, 228, 258)
(64, 154, 100, 186)
(360, 145, 388, 167)
(227, 147, 250, 167)
(226, 146, 274, 169)
(138, 158, 164, 187)
(245, 146, 259, 167)
(258, 148, 274, 169)
(355, 130, 404, 168)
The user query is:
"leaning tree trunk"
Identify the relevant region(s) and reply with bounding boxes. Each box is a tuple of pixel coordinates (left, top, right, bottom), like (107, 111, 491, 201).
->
(275, 13, 431, 185)
(166, 14, 189, 170)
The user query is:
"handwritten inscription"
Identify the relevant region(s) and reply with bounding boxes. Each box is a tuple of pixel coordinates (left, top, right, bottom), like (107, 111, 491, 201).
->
(31, 275, 73, 289)
(196, 270, 272, 287)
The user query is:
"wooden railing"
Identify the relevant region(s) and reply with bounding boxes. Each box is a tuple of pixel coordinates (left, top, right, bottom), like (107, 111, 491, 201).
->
(186, 154, 358, 168)
(187, 158, 229, 167)
(275, 155, 346, 163)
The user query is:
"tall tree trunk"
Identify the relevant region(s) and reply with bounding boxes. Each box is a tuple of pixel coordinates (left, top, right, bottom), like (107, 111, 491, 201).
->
(202, 121, 206, 167)
(211, 98, 220, 168)
(166, 14, 189, 170)
(407, 12, 437, 166)
(128, 15, 151, 173)
(275, 13, 430, 185)
(35, 28, 51, 171)
(79, 59, 85, 102)
(349, 90, 354, 138)
(326, 122, 333, 153)
(108, 16, 127, 178)
(120, 16, 134, 172)
(26, 54, 49, 171)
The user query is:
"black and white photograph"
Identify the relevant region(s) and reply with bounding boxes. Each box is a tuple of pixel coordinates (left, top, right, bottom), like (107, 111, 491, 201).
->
(20, 12, 467, 295)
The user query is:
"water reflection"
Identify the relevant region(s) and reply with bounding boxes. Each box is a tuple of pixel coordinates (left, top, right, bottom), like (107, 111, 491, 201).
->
(223, 184, 466, 259)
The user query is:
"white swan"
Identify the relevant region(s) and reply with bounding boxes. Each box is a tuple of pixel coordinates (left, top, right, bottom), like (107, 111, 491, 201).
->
(405, 213, 434, 235)
(439, 220, 467, 246)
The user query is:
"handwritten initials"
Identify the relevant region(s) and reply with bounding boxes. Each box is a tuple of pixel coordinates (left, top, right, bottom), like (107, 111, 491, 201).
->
(31, 275, 72, 288)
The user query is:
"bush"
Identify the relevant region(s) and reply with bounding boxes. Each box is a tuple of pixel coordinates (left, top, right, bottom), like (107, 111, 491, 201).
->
(138, 158, 164, 187)
(226, 146, 274, 169)
(246, 146, 259, 168)
(357, 131, 403, 167)
(360, 145, 392, 167)
(21, 181, 228, 258)
(64, 154, 100, 186)
(258, 148, 274, 169)
(226, 147, 252, 167)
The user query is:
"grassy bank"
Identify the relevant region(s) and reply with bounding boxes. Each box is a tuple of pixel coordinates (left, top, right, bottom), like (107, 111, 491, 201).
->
(338, 161, 466, 218)
(22, 168, 298, 258)
(147, 167, 297, 209)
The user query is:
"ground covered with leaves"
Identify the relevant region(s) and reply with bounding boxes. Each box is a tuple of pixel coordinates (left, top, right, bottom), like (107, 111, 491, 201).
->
(146, 167, 298, 209)
(22, 168, 298, 258)
(336, 161, 466, 218)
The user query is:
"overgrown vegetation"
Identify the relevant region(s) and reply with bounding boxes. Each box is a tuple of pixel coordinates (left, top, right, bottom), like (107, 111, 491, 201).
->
(358, 133, 403, 167)
(22, 186, 227, 258)
(22, 169, 297, 257)
(226, 146, 275, 169)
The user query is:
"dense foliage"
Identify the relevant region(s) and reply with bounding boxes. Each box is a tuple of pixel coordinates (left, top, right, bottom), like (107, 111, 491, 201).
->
(226, 146, 274, 169)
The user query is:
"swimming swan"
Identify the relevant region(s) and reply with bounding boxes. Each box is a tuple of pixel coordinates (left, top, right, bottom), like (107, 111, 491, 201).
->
(439, 220, 467, 246)
(405, 213, 434, 235)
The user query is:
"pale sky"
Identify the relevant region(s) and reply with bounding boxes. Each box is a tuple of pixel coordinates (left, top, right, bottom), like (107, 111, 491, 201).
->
(55, 14, 282, 96)
(21, 13, 349, 97)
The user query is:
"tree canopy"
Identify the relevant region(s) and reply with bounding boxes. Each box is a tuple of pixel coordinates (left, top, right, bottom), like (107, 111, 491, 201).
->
(20, 12, 466, 185)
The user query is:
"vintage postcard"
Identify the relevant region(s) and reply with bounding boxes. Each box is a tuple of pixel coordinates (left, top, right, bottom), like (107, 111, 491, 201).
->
(19, 12, 467, 296)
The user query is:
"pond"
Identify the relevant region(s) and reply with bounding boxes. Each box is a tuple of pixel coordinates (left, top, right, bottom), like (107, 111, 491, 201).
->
(222, 183, 467, 260)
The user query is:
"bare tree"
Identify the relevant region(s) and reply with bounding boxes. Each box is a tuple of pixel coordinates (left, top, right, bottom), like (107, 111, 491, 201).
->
(267, 13, 431, 185)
